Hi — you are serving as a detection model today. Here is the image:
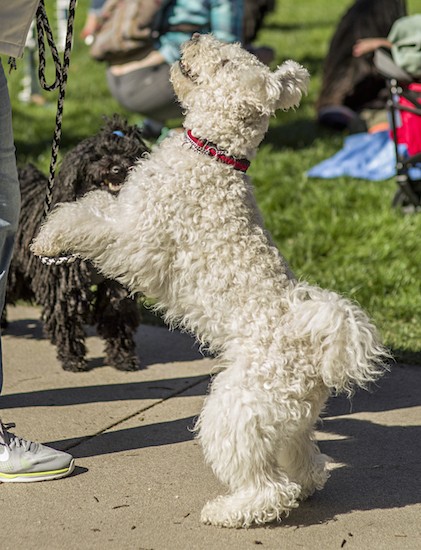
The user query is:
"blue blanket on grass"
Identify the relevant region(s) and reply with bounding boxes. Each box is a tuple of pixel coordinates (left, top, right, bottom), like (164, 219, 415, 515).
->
(307, 130, 421, 181)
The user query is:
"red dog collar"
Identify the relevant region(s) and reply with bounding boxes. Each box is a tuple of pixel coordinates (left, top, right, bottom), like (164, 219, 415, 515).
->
(185, 129, 250, 173)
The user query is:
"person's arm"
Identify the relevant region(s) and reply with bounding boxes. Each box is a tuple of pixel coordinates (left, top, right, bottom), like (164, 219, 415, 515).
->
(81, 0, 106, 41)
(353, 37, 392, 58)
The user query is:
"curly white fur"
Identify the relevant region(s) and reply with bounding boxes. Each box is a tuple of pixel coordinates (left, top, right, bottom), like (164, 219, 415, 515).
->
(32, 35, 387, 528)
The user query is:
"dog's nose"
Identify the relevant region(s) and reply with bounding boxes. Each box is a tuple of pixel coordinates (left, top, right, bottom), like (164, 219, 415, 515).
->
(192, 32, 201, 41)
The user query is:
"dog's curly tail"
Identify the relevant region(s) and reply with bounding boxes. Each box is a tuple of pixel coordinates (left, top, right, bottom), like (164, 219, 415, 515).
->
(283, 282, 390, 396)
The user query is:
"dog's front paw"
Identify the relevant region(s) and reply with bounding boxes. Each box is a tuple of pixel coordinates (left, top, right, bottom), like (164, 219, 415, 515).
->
(31, 227, 65, 258)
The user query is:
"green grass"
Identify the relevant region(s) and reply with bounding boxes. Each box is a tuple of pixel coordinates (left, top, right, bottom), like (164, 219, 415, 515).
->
(6, 0, 421, 360)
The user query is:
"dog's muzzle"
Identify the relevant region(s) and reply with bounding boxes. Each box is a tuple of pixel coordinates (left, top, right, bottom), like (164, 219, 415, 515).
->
(103, 165, 127, 193)
(104, 180, 123, 193)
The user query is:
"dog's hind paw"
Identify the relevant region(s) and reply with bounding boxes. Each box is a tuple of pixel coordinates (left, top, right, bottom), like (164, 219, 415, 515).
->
(62, 358, 89, 372)
(114, 362, 141, 372)
(111, 355, 141, 371)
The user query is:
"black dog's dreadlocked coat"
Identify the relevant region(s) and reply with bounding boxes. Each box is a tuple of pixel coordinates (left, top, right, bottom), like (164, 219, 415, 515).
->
(5, 116, 149, 372)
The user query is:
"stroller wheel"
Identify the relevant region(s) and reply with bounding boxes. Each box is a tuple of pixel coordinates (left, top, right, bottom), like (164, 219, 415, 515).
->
(392, 187, 421, 213)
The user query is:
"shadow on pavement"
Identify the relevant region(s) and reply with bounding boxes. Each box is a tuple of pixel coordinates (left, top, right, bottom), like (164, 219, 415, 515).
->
(0, 375, 209, 408)
(49, 415, 198, 457)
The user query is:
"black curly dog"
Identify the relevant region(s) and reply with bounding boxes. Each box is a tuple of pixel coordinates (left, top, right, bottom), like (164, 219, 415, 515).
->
(4, 116, 150, 372)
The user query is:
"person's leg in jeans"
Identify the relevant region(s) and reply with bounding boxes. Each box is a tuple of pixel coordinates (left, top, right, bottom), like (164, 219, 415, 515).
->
(0, 60, 21, 393)
(0, 60, 75, 482)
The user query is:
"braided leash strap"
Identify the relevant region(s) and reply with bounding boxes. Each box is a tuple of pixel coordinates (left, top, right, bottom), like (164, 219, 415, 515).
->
(35, 0, 78, 266)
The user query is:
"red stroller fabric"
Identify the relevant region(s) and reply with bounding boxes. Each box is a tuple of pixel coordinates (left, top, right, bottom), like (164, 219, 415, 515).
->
(395, 83, 421, 156)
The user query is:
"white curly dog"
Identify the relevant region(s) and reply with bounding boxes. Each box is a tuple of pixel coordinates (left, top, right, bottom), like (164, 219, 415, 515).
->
(32, 34, 386, 528)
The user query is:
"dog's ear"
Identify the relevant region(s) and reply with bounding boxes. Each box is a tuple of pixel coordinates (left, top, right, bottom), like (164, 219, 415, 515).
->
(268, 61, 309, 111)
(53, 147, 89, 203)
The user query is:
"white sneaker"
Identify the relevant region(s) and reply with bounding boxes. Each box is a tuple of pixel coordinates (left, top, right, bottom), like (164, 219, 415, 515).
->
(0, 420, 75, 482)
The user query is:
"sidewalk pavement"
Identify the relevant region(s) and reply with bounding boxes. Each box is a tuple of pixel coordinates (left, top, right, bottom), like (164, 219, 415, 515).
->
(1, 304, 420, 550)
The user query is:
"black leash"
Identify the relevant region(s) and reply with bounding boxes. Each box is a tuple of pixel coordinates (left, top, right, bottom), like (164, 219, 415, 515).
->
(35, 0, 78, 265)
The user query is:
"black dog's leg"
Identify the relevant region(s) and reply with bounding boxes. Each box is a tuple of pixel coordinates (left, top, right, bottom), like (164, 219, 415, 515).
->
(40, 263, 92, 372)
(95, 280, 141, 371)
(49, 310, 88, 372)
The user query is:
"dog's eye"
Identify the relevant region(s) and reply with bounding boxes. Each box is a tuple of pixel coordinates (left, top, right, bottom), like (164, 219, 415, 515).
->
(221, 59, 229, 68)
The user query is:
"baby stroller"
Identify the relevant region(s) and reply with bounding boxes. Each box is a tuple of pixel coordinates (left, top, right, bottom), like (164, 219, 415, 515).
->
(374, 48, 421, 212)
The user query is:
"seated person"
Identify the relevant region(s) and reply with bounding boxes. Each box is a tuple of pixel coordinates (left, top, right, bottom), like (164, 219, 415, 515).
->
(316, 0, 406, 131)
(92, 0, 275, 138)
(101, 0, 244, 137)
